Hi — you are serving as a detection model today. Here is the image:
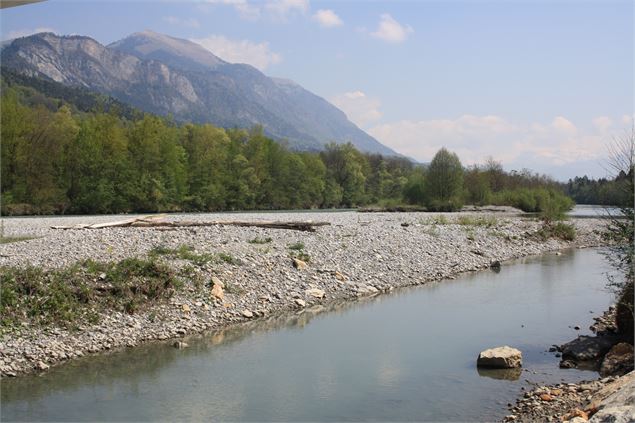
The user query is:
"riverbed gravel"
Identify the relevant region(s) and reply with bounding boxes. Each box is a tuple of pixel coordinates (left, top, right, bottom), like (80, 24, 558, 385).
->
(0, 210, 609, 378)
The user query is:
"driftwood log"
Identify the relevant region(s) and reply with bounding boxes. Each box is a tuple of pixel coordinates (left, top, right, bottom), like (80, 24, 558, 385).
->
(51, 216, 330, 232)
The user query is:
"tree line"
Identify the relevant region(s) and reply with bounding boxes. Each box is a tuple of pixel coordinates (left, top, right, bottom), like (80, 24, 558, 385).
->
(1, 82, 579, 215)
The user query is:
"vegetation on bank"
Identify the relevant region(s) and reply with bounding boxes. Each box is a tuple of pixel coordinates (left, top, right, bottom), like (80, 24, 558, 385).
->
(0, 258, 182, 329)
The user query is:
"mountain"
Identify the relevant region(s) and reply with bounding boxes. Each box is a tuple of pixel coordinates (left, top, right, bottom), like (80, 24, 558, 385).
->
(1, 31, 397, 155)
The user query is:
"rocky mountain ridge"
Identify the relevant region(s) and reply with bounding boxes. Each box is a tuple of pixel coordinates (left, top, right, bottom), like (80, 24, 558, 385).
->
(1, 31, 397, 155)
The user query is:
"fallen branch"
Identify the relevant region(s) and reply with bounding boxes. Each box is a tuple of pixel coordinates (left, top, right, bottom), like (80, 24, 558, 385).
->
(52, 216, 330, 232)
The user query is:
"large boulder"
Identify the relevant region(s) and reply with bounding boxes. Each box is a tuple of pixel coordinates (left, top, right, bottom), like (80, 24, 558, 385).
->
(600, 343, 634, 377)
(561, 334, 620, 362)
(477, 346, 522, 368)
(589, 371, 635, 423)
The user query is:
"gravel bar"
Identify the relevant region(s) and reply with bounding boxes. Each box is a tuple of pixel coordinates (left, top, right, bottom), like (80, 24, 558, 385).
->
(0, 210, 608, 378)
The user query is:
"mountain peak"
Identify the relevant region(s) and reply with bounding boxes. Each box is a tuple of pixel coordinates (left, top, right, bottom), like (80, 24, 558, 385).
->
(108, 30, 226, 71)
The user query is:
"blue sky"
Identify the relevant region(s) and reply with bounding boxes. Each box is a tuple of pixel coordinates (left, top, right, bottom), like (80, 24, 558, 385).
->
(1, 0, 633, 180)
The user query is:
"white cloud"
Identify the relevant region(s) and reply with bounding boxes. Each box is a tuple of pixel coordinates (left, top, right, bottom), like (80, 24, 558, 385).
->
(265, 0, 309, 18)
(204, 0, 261, 20)
(621, 114, 635, 125)
(4, 27, 57, 40)
(367, 114, 623, 178)
(330, 91, 382, 128)
(551, 116, 577, 134)
(371, 14, 413, 43)
(191, 35, 282, 70)
(163, 16, 200, 28)
(313, 9, 343, 28)
(205, 0, 307, 21)
(592, 116, 612, 132)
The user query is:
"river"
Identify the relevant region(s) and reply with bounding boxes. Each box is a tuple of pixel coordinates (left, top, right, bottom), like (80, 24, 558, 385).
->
(1, 248, 614, 421)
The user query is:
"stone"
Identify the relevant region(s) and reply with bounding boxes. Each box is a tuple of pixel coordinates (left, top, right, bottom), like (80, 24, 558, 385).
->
(560, 360, 577, 369)
(242, 310, 253, 318)
(490, 260, 501, 269)
(173, 341, 189, 349)
(563, 409, 589, 421)
(295, 299, 306, 307)
(477, 346, 522, 368)
(539, 393, 553, 402)
(211, 276, 224, 289)
(305, 288, 325, 299)
(211, 284, 224, 301)
(600, 343, 634, 377)
(569, 417, 587, 423)
(293, 258, 307, 270)
(561, 334, 620, 362)
(335, 271, 346, 281)
(182, 304, 191, 313)
(36, 361, 49, 371)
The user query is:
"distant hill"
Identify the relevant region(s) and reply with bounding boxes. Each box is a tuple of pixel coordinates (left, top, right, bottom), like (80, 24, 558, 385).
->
(1, 31, 397, 155)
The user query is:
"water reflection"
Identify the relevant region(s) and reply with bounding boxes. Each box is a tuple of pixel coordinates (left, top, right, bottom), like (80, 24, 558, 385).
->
(477, 367, 523, 381)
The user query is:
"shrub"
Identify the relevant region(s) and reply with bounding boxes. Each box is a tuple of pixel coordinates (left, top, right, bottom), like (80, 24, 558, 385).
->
(0, 258, 180, 328)
(535, 222, 576, 241)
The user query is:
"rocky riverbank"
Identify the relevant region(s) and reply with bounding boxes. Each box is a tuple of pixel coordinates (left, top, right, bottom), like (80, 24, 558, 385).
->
(504, 302, 634, 422)
(504, 371, 634, 422)
(0, 210, 608, 378)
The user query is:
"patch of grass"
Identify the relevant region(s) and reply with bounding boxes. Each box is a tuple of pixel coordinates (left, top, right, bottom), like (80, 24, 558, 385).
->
(288, 241, 305, 251)
(420, 215, 449, 225)
(0, 236, 37, 244)
(535, 222, 576, 241)
(217, 253, 242, 266)
(248, 237, 272, 244)
(465, 229, 476, 241)
(0, 257, 181, 329)
(456, 215, 498, 227)
(288, 241, 310, 262)
(291, 251, 311, 262)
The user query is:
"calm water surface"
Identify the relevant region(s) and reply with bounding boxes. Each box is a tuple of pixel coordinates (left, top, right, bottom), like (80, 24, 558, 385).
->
(567, 204, 622, 217)
(1, 248, 614, 421)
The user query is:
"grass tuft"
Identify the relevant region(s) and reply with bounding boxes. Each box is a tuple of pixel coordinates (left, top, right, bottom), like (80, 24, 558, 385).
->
(248, 237, 272, 244)
(0, 236, 37, 244)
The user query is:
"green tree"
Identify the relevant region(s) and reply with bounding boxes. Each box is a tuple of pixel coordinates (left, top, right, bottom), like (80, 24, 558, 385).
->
(425, 147, 464, 211)
(321, 143, 367, 207)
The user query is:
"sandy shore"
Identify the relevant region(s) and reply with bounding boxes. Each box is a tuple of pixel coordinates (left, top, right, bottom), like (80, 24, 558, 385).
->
(0, 210, 608, 378)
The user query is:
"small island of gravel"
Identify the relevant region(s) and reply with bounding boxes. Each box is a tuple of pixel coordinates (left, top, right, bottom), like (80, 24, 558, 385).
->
(0, 209, 608, 378)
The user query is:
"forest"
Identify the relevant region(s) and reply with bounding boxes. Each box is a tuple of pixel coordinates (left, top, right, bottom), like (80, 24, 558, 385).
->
(0, 73, 622, 216)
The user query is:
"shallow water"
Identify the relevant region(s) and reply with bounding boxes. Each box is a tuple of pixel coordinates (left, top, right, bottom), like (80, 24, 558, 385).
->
(568, 204, 622, 218)
(1, 248, 614, 421)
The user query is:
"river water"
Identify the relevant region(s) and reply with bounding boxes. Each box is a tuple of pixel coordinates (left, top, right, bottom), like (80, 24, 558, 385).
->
(1, 248, 615, 421)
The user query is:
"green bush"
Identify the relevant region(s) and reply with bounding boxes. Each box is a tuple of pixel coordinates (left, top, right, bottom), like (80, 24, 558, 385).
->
(491, 188, 574, 218)
(0, 258, 180, 328)
(535, 222, 576, 241)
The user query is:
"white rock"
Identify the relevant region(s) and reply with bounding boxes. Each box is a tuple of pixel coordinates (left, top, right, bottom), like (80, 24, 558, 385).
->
(305, 288, 325, 299)
(211, 276, 224, 288)
(477, 346, 523, 368)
